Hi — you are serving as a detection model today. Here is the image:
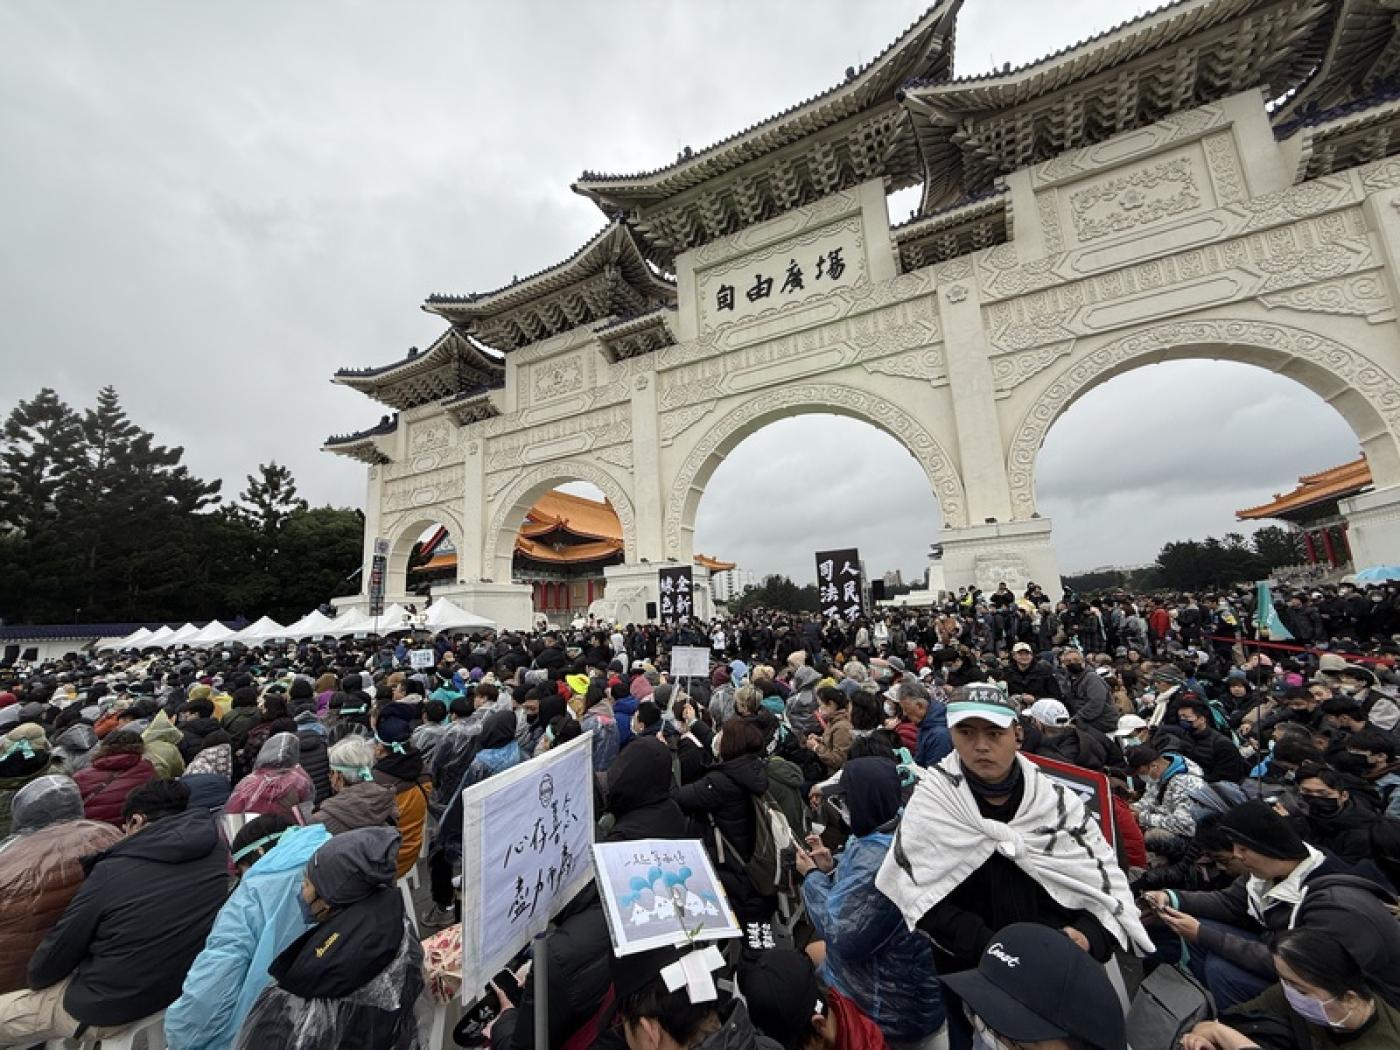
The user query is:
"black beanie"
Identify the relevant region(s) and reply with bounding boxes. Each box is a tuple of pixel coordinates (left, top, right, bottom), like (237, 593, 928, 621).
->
(1219, 800, 1308, 861)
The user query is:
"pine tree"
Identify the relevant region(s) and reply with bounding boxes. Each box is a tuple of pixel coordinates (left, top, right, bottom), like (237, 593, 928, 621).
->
(236, 462, 308, 539)
(0, 388, 83, 539)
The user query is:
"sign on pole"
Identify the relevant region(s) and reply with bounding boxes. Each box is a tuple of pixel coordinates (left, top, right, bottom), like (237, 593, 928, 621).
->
(669, 646, 710, 680)
(815, 547, 863, 619)
(592, 838, 742, 956)
(409, 648, 436, 670)
(1023, 752, 1117, 848)
(459, 730, 596, 1001)
(369, 538, 389, 618)
(658, 566, 694, 624)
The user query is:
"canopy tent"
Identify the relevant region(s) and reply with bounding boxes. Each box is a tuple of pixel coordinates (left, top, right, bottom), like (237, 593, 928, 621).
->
(189, 621, 236, 648)
(114, 626, 154, 650)
(144, 625, 177, 648)
(163, 623, 201, 648)
(375, 604, 415, 634)
(324, 607, 375, 636)
(230, 615, 287, 645)
(283, 609, 337, 640)
(423, 599, 495, 633)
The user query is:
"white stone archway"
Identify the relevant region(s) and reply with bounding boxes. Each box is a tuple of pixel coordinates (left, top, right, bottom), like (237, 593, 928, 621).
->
(382, 508, 465, 602)
(1004, 318, 1400, 519)
(324, 3, 1400, 627)
(663, 382, 967, 560)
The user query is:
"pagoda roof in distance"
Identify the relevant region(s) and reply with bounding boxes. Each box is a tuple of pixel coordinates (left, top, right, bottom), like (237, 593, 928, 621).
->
(572, 0, 960, 266)
(322, 414, 398, 464)
(423, 222, 676, 352)
(333, 327, 505, 411)
(1237, 455, 1372, 521)
(901, 0, 1344, 211)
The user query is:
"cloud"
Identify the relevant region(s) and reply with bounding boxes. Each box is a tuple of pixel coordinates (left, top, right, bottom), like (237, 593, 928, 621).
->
(0, 1, 1358, 584)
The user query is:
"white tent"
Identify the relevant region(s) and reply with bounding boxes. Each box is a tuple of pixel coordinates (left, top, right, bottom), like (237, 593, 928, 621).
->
(145, 625, 177, 648)
(114, 626, 154, 649)
(423, 599, 495, 633)
(284, 609, 337, 640)
(375, 604, 414, 634)
(324, 607, 374, 636)
(164, 623, 201, 648)
(231, 616, 286, 645)
(189, 621, 235, 648)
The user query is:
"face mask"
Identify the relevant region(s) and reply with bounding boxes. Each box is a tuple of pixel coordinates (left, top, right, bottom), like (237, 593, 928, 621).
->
(1303, 796, 1341, 818)
(1282, 980, 1343, 1027)
(1179, 718, 1197, 731)
(525, 712, 538, 726)
(969, 1014, 1015, 1050)
(883, 702, 895, 717)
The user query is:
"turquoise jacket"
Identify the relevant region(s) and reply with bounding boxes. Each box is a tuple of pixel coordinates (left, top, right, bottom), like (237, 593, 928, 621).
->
(164, 823, 332, 1050)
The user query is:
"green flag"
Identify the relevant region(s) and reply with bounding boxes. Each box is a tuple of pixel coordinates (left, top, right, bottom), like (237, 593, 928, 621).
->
(1256, 580, 1292, 641)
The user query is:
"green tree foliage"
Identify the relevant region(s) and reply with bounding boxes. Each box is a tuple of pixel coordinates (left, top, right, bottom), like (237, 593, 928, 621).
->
(0, 387, 362, 624)
(1147, 528, 1304, 591)
(730, 574, 820, 615)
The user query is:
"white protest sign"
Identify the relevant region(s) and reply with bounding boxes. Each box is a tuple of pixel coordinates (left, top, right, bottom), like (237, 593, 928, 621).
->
(669, 646, 710, 680)
(592, 838, 741, 956)
(459, 729, 595, 999)
(409, 648, 435, 669)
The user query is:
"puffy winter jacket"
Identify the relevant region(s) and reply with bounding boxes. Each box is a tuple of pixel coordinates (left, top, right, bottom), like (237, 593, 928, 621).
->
(673, 753, 773, 921)
(311, 780, 398, 837)
(1133, 754, 1206, 839)
(295, 718, 332, 804)
(802, 829, 945, 1043)
(914, 703, 952, 768)
(73, 752, 157, 826)
(178, 717, 225, 764)
(0, 817, 121, 993)
(232, 892, 422, 1050)
(372, 752, 431, 880)
(785, 667, 822, 737)
(579, 701, 620, 772)
(164, 824, 331, 1050)
(28, 807, 229, 1027)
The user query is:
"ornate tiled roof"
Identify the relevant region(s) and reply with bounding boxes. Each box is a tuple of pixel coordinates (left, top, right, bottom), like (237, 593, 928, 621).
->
(902, 0, 1341, 210)
(422, 222, 676, 351)
(323, 415, 397, 464)
(1237, 456, 1372, 520)
(891, 188, 1008, 272)
(594, 306, 677, 362)
(334, 327, 505, 411)
(1272, 0, 1400, 121)
(1277, 85, 1400, 180)
(572, 1, 960, 265)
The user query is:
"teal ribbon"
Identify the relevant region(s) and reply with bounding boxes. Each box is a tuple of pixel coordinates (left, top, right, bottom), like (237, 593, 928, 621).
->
(0, 739, 36, 763)
(330, 763, 374, 782)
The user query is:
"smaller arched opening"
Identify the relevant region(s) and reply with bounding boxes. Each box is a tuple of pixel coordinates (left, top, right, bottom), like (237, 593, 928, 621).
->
(481, 460, 637, 619)
(386, 518, 458, 601)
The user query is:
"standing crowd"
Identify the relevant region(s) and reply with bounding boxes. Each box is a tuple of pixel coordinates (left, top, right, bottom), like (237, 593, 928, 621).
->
(1, 576, 1400, 1048)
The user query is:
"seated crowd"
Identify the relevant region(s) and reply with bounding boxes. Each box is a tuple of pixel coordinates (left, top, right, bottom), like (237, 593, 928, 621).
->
(1, 580, 1400, 1049)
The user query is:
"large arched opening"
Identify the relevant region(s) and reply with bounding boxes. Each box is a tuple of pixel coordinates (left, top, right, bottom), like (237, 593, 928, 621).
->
(385, 515, 462, 600)
(1020, 324, 1400, 577)
(667, 383, 966, 567)
(690, 414, 945, 604)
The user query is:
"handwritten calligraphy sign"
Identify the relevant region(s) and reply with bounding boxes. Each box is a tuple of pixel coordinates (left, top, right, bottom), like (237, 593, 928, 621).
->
(460, 729, 596, 999)
(658, 566, 694, 623)
(816, 547, 863, 620)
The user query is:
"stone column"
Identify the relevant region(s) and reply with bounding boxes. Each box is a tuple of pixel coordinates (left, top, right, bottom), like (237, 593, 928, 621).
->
(630, 370, 665, 561)
(1340, 487, 1400, 569)
(457, 438, 485, 582)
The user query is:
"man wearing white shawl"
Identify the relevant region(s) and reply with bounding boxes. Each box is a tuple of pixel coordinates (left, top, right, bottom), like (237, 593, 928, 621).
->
(876, 683, 1151, 1038)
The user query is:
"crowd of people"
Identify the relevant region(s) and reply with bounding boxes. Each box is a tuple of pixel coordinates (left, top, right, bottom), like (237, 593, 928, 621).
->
(2, 576, 1400, 1048)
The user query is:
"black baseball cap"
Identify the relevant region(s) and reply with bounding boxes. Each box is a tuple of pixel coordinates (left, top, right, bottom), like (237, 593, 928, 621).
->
(940, 924, 1125, 1050)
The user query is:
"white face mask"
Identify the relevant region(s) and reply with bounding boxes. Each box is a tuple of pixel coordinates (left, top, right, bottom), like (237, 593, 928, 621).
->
(970, 1014, 1016, 1050)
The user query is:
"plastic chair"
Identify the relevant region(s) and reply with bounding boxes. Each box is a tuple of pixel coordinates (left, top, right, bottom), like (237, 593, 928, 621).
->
(398, 875, 420, 934)
(73, 1010, 167, 1049)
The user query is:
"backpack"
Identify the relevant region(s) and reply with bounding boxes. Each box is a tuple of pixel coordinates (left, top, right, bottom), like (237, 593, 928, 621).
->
(710, 791, 801, 898)
(1126, 965, 1212, 1050)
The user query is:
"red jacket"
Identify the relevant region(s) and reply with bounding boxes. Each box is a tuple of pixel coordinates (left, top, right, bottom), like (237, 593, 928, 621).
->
(73, 753, 157, 826)
(1148, 608, 1171, 640)
(1111, 793, 1148, 869)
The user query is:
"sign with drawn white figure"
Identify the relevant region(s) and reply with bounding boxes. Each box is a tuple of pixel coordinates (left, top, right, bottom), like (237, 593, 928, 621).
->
(592, 838, 741, 956)
(460, 730, 595, 998)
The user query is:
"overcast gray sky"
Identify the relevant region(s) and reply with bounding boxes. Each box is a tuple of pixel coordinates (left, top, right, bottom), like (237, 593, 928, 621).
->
(0, 1, 1360, 583)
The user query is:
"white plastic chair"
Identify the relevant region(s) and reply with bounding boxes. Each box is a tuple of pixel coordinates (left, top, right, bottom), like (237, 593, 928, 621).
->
(71, 1010, 167, 1049)
(398, 875, 420, 934)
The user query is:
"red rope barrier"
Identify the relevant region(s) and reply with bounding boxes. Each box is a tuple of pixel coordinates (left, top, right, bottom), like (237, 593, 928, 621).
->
(1205, 634, 1393, 667)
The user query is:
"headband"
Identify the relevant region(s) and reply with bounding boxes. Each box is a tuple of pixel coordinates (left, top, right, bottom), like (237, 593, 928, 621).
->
(330, 763, 374, 782)
(232, 830, 286, 863)
(374, 734, 405, 754)
(0, 738, 36, 762)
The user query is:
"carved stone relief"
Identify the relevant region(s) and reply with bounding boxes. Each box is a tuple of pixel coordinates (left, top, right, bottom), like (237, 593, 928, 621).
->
(1069, 155, 1203, 242)
(1031, 105, 1226, 187)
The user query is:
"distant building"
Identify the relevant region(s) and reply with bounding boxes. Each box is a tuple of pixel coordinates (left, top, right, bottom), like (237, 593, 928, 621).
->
(710, 566, 755, 604)
(1237, 456, 1371, 569)
(882, 570, 904, 589)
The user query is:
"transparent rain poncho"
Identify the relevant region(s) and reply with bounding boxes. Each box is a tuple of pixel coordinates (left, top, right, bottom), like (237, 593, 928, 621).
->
(225, 733, 314, 823)
(9, 774, 84, 835)
(232, 915, 424, 1050)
